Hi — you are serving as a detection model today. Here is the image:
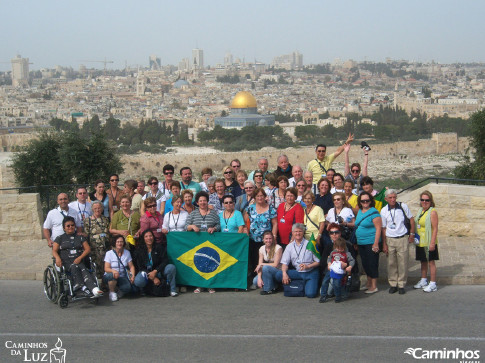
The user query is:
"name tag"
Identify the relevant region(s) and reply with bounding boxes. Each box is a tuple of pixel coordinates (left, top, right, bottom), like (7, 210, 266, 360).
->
(113, 206, 118, 211)
(389, 223, 396, 230)
(100, 233, 107, 238)
(156, 228, 162, 233)
(70, 249, 77, 255)
(280, 218, 285, 223)
(223, 228, 229, 232)
(201, 224, 207, 230)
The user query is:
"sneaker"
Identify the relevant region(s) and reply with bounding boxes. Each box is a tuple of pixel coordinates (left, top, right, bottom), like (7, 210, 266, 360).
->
(208, 288, 216, 294)
(91, 287, 103, 297)
(365, 288, 379, 294)
(414, 279, 428, 289)
(319, 296, 327, 303)
(117, 290, 125, 299)
(389, 286, 398, 294)
(109, 292, 118, 302)
(260, 290, 273, 295)
(249, 284, 257, 290)
(171, 291, 178, 297)
(423, 283, 437, 293)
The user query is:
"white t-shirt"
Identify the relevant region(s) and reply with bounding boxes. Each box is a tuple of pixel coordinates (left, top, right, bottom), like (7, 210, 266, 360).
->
(43, 206, 82, 241)
(68, 201, 92, 225)
(162, 210, 189, 232)
(381, 203, 413, 237)
(158, 181, 172, 199)
(104, 249, 132, 278)
(258, 244, 283, 269)
(326, 207, 355, 224)
(330, 187, 345, 194)
(142, 190, 166, 212)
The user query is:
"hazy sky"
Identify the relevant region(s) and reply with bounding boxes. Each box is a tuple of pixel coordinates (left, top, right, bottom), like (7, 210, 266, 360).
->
(1, 0, 484, 71)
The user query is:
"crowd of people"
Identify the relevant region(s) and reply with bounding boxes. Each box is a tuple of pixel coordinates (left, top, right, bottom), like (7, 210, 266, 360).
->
(42, 134, 440, 303)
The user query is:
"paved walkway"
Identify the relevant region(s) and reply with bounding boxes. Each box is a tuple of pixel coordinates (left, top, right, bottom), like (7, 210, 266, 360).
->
(0, 236, 484, 285)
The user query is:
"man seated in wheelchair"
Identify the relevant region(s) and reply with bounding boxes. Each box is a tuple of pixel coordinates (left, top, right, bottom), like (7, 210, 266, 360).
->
(52, 216, 103, 298)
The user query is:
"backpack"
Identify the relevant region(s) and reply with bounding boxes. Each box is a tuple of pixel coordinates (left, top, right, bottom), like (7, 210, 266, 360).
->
(395, 202, 411, 235)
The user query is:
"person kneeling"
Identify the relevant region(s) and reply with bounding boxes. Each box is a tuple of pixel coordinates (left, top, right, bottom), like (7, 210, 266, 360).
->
(276, 223, 320, 298)
(319, 237, 354, 303)
(134, 230, 177, 297)
(52, 216, 102, 298)
(103, 235, 137, 302)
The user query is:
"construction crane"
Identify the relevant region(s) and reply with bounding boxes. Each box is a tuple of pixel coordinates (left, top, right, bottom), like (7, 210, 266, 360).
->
(79, 58, 114, 75)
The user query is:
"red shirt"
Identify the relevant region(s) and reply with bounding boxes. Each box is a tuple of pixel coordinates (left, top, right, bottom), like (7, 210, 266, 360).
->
(140, 211, 164, 244)
(277, 203, 304, 245)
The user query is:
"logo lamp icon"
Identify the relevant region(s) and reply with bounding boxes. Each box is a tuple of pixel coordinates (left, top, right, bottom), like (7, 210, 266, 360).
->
(50, 338, 66, 363)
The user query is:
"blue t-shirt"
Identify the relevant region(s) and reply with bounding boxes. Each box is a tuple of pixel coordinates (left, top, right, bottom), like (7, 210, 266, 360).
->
(355, 207, 380, 245)
(247, 204, 277, 243)
(219, 210, 245, 233)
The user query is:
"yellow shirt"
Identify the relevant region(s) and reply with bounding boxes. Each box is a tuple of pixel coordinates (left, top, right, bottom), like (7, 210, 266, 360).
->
(347, 194, 358, 209)
(304, 205, 325, 241)
(416, 208, 438, 247)
(307, 153, 337, 184)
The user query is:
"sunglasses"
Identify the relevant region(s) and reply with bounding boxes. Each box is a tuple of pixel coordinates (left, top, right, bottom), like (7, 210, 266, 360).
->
(361, 199, 371, 203)
(333, 198, 341, 202)
(164, 171, 174, 175)
(224, 201, 234, 205)
(254, 175, 263, 177)
(317, 150, 326, 153)
(297, 184, 306, 187)
(329, 231, 340, 235)
(147, 204, 157, 208)
(110, 179, 119, 182)
(224, 171, 233, 175)
(149, 182, 158, 185)
(420, 198, 430, 202)
(351, 169, 360, 173)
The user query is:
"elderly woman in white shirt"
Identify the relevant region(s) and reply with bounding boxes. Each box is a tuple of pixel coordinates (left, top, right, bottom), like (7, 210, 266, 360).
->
(162, 196, 188, 233)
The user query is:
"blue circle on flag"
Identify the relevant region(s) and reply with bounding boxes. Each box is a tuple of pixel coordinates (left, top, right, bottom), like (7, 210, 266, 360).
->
(194, 247, 221, 273)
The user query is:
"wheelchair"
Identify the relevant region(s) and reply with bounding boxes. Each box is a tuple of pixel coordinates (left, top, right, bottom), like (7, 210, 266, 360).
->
(43, 256, 100, 309)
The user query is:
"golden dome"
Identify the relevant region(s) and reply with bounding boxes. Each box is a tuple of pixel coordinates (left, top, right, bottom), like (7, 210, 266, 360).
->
(230, 91, 257, 109)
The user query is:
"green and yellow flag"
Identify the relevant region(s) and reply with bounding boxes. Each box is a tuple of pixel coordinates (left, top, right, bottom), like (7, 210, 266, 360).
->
(306, 233, 321, 260)
(374, 188, 388, 212)
(167, 232, 248, 289)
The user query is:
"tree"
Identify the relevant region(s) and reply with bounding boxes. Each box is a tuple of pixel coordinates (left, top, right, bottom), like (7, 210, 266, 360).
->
(11, 131, 123, 187)
(455, 109, 485, 179)
(104, 116, 121, 141)
(11, 132, 71, 187)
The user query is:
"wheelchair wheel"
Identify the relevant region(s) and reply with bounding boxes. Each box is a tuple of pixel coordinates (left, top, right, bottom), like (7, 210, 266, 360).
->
(43, 266, 60, 303)
(59, 294, 68, 309)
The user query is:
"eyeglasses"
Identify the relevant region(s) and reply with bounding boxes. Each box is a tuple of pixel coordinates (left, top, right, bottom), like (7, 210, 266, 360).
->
(149, 182, 158, 185)
(164, 171, 174, 175)
(420, 198, 430, 202)
(329, 231, 340, 235)
(297, 184, 306, 188)
(316, 150, 326, 153)
(224, 201, 234, 205)
(333, 198, 342, 202)
(147, 204, 157, 208)
(78, 192, 87, 195)
(110, 179, 119, 182)
(351, 169, 360, 173)
(254, 175, 263, 178)
(361, 199, 371, 203)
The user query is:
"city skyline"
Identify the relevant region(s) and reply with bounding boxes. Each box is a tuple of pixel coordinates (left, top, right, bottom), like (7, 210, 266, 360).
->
(1, 0, 485, 72)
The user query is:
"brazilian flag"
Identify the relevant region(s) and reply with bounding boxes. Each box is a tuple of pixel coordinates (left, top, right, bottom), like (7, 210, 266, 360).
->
(306, 233, 321, 260)
(167, 232, 248, 289)
(374, 188, 388, 212)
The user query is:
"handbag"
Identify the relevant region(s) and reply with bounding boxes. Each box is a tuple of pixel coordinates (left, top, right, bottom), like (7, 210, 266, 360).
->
(283, 279, 305, 297)
(149, 279, 171, 297)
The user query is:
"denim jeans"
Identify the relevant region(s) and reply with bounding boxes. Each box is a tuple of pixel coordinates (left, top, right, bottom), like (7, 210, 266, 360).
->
(134, 264, 177, 293)
(320, 271, 347, 299)
(103, 272, 136, 294)
(276, 268, 320, 298)
(252, 265, 280, 292)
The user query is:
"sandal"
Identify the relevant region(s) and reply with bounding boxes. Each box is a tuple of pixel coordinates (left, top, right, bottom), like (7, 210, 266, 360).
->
(194, 287, 202, 293)
(209, 288, 216, 294)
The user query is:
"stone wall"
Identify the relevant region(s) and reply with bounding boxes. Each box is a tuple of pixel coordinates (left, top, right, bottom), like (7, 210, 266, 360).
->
(0, 193, 50, 280)
(399, 183, 485, 238)
(120, 133, 470, 180)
